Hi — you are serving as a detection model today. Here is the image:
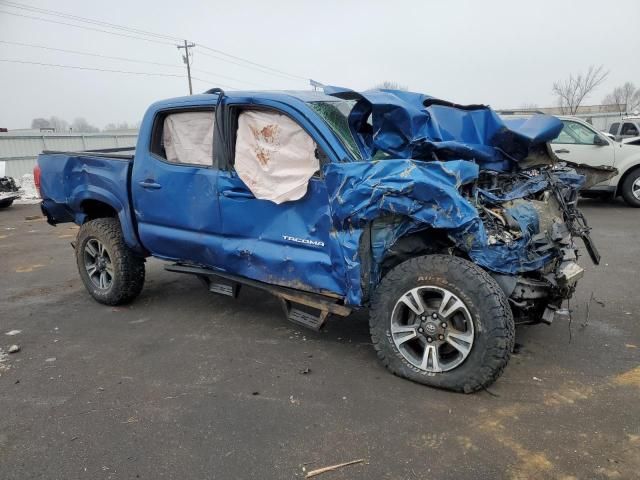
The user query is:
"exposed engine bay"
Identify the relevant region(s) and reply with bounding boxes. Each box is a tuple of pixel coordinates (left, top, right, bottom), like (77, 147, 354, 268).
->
(475, 165, 601, 324)
(320, 86, 617, 317)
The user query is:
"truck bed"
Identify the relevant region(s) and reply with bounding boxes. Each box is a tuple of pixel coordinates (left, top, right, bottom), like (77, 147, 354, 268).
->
(38, 147, 141, 251)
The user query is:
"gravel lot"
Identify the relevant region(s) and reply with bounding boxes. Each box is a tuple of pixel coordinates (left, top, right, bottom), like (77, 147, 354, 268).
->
(1, 200, 639, 480)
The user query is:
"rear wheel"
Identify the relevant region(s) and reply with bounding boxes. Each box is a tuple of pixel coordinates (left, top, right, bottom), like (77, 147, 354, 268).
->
(620, 169, 640, 207)
(370, 255, 514, 393)
(0, 198, 14, 209)
(76, 218, 145, 305)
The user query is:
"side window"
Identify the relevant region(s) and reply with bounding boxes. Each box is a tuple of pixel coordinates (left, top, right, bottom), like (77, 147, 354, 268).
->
(555, 121, 597, 145)
(150, 110, 215, 166)
(233, 109, 320, 204)
(609, 123, 619, 135)
(621, 122, 639, 136)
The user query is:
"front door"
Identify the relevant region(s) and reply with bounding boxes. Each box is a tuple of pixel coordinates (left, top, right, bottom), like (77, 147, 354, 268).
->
(215, 105, 347, 297)
(551, 119, 615, 169)
(132, 108, 223, 266)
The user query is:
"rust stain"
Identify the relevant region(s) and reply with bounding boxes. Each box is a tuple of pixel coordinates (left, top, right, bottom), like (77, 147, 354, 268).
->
(613, 366, 640, 388)
(15, 264, 45, 273)
(544, 384, 594, 406)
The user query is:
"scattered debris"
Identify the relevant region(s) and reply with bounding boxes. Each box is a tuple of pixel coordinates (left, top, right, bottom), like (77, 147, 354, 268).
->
(251, 391, 260, 396)
(8, 345, 20, 354)
(5, 330, 21, 336)
(289, 395, 300, 405)
(45, 357, 56, 362)
(299, 367, 311, 375)
(305, 459, 365, 478)
(533, 377, 543, 382)
(582, 292, 606, 329)
(24, 215, 40, 220)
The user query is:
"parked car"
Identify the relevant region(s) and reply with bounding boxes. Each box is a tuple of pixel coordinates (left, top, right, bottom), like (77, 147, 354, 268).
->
(0, 176, 20, 208)
(550, 116, 640, 206)
(37, 87, 603, 392)
(608, 117, 640, 141)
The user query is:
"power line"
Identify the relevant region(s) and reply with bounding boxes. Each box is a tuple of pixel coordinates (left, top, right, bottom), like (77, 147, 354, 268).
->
(0, 1, 310, 83)
(197, 50, 301, 83)
(0, 0, 183, 42)
(0, 58, 186, 77)
(0, 39, 264, 88)
(190, 66, 263, 88)
(190, 76, 236, 90)
(198, 45, 306, 81)
(0, 9, 175, 45)
(0, 39, 182, 69)
(0, 57, 239, 89)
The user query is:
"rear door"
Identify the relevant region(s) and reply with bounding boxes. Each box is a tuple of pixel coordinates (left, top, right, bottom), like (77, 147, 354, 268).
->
(131, 107, 223, 265)
(214, 102, 348, 297)
(551, 119, 615, 169)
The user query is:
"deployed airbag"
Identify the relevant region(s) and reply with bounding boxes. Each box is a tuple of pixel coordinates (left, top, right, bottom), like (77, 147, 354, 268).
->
(163, 111, 214, 166)
(235, 110, 319, 204)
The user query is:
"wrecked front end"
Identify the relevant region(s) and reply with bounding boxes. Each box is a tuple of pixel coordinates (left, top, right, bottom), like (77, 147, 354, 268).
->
(320, 86, 614, 324)
(469, 166, 598, 324)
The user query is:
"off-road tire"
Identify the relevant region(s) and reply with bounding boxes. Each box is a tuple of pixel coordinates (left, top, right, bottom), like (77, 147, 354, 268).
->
(0, 198, 14, 209)
(76, 218, 145, 305)
(620, 169, 640, 207)
(370, 254, 515, 393)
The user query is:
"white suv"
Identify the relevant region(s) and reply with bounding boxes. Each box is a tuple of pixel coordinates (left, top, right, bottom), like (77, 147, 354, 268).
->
(550, 116, 640, 207)
(500, 113, 640, 207)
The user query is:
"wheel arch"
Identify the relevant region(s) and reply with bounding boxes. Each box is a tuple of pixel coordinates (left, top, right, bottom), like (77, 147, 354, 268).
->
(70, 188, 144, 254)
(615, 163, 640, 196)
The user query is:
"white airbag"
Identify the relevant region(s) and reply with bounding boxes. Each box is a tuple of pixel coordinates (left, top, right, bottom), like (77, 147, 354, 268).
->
(235, 110, 319, 204)
(163, 111, 214, 166)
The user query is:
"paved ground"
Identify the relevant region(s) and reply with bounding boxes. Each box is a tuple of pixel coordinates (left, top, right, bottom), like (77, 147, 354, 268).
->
(1, 201, 638, 480)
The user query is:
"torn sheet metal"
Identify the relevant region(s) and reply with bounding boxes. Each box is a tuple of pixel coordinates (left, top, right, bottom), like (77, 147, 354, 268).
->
(324, 159, 581, 304)
(235, 110, 319, 204)
(323, 86, 563, 172)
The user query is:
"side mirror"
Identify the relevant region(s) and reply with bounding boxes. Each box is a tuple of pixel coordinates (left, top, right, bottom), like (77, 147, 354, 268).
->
(594, 135, 608, 146)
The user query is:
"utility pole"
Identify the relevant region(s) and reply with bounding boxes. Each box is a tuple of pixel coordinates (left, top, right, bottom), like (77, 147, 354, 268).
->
(177, 40, 196, 95)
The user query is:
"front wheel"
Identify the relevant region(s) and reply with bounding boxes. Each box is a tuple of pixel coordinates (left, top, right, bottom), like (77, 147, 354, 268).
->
(369, 255, 514, 393)
(620, 169, 640, 207)
(76, 218, 145, 305)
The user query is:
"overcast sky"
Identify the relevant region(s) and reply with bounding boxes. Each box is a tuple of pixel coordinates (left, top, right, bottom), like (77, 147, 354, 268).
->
(0, 0, 638, 130)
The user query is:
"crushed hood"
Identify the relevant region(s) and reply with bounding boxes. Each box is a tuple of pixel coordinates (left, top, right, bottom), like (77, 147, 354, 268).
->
(323, 85, 563, 171)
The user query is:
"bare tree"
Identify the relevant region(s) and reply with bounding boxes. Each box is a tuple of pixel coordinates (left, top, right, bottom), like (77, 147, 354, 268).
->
(48, 116, 69, 132)
(552, 65, 609, 114)
(602, 82, 640, 113)
(31, 118, 51, 129)
(104, 121, 135, 132)
(71, 117, 99, 133)
(372, 81, 408, 91)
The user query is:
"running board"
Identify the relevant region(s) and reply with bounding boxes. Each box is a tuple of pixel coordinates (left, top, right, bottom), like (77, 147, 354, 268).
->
(164, 263, 351, 330)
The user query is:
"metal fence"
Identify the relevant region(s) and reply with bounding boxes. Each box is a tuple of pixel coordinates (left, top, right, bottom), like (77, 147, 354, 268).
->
(0, 132, 138, 179)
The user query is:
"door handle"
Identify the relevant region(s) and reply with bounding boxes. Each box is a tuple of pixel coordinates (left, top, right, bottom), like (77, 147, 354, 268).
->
(222, 189, 254, 199)
(554, 149, 570, 154)
(138, 180, 162, 189)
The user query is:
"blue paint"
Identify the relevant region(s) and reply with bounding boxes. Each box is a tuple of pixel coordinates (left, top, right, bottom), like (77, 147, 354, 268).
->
(38, 88, 586, 308)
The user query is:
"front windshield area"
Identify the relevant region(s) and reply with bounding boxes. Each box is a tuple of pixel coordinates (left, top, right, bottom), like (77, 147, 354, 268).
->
(307, 100, 363, 161)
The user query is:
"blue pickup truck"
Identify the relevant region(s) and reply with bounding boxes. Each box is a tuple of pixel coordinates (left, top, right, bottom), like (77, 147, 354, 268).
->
(36, 87, 606, 392)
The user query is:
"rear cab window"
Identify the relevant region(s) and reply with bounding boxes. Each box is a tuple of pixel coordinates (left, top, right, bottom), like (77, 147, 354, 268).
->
(609, 123, 619, 135)
(150, 110, 215, 166)
(621, 122, 639, 136)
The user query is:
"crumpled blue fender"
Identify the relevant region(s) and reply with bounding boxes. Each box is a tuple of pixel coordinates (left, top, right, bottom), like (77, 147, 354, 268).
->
(324, 86, 563, 172)
(325, 159, 479, 227)
(324, 159, 577, 304)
